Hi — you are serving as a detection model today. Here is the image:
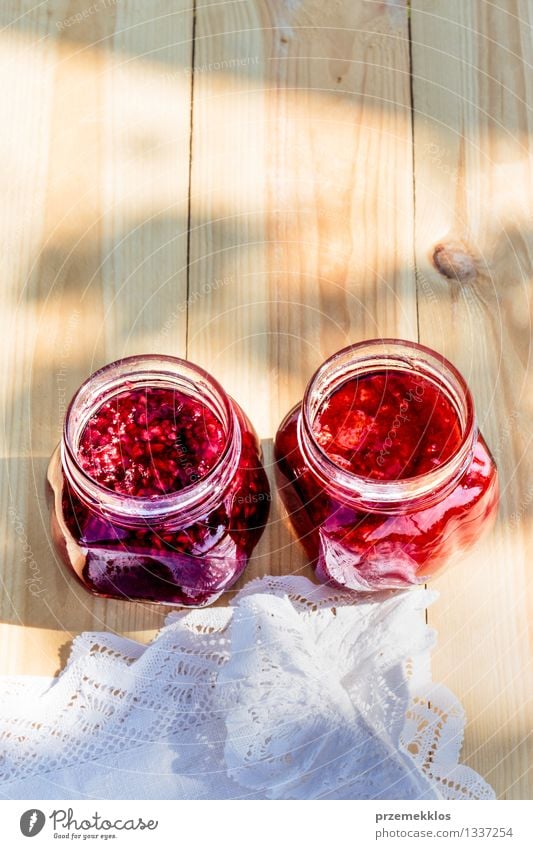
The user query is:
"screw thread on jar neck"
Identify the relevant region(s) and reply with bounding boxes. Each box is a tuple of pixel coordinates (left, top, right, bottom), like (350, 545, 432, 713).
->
(61, 355, 241, 527)
(297, 339, 477, 514)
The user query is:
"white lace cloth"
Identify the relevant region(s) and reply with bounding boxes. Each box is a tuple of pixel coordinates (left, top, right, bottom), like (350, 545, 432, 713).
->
(0, 576, 494, 800)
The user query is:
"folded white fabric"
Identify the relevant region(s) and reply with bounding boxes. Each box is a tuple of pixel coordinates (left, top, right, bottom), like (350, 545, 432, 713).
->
(0, 576, 494, 800)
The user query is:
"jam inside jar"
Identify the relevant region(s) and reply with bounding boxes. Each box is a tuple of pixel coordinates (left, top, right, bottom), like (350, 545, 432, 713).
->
(274, 340, 499, 591)
(48, 355, 270, 606)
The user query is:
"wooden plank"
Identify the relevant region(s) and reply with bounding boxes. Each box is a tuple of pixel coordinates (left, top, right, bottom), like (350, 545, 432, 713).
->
(411, 0, 533, 799)
(0, 2, 194, 674)
(188, 0, 417, 595)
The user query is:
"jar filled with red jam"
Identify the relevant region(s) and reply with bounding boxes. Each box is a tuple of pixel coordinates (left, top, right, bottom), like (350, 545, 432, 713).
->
(48, 355, 270, 606)
(274, 340, 498, 591)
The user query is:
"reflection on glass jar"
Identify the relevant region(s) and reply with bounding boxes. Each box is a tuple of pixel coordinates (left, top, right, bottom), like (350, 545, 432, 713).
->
(274, 340, 498, 591)
(48, 355, 270, 606)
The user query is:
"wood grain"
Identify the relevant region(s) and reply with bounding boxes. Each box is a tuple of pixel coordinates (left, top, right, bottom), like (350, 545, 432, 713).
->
(411, 0, 533, 799)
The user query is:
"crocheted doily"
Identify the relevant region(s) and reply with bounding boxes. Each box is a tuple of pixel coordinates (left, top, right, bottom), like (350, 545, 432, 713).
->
(0, 576, 493, 800)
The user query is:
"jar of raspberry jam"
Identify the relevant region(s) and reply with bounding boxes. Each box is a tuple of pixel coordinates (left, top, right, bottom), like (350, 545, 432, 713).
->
(48, 355, 270, 606)
(274, 340, 498, 591)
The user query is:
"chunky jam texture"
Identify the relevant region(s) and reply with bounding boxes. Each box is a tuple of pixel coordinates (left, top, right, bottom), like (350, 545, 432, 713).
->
(275, 371, 498, 591)
(312, 371, 462, 480)
(78, 387, 225, 496)
(51, 391, 270, 606)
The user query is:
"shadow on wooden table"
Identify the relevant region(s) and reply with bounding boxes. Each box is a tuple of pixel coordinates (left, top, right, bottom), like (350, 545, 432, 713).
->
(1, 1, 531, 141)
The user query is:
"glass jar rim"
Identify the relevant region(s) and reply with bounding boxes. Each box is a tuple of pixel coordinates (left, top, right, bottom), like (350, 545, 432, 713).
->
(299, 338, 477, 510)
(61, 354, 241, 525)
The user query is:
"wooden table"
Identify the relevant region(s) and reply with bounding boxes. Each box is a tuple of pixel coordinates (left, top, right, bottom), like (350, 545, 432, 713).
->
(0, 1, 531, 799)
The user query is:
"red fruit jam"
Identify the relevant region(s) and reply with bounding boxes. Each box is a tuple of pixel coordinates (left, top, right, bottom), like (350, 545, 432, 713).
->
(77, 387, 225, 496)
(48, 356, 270, 607)
(274, 340, 498, 591)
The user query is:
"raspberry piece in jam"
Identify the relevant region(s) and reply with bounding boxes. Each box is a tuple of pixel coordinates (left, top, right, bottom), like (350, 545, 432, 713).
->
(312, 370, 463, 481)
(78, 386, 225, 496)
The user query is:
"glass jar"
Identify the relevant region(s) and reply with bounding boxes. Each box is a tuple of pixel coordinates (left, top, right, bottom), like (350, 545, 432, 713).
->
(274, 339, 498, 591)
(48, 355, 270, 606)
